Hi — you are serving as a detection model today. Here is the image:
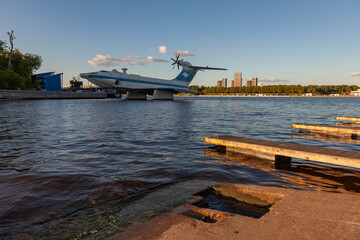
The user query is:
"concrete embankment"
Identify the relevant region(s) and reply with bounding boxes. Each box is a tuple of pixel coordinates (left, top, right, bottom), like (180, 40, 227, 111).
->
(0, 90, 107, 100)
(109, 183, 360, 240)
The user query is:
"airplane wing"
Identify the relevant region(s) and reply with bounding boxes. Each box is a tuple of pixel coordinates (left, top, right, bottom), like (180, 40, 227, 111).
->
(121, 88, 197, 95)
(172, 88, 197, 95)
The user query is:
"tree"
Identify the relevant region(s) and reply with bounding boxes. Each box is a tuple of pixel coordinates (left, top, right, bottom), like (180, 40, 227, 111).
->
(11, 50, 42, 80)
(7, 30, 15, 71)
(189, 85, 200, 93)
(6, 31, 15, 64)
(0, 40, 7, 70)
(0, 40, 6, 51)
(0, 32, 42, 90)
(187, 84, 360, 96)
(0, 70, 26, 89)
(0, 46, 6, 71)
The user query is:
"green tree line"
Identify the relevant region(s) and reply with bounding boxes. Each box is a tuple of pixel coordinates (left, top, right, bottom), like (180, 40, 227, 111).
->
(189, 84, 359, 95)
(0, 32, 42, 90)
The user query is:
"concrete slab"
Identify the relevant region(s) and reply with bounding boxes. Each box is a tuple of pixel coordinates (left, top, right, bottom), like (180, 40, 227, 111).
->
(109, 184, 360, 240)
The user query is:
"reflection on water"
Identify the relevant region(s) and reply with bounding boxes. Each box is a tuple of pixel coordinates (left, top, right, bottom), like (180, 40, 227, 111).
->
(0, 97, 360, 238)
(292, 131, 360, 144)
(335, 122, 360, 127)
(205, 148, 360, 193)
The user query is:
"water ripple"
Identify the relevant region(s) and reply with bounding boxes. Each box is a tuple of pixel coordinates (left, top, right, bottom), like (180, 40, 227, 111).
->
(0, 97, 360, 238)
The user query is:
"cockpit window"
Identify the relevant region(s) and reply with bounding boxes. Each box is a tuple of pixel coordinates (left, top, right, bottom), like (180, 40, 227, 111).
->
(100, 70, 108, 72)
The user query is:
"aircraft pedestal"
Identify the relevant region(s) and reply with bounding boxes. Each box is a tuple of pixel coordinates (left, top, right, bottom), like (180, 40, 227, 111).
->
(152, 90, 174, 100)
(125, 91, 147, 100)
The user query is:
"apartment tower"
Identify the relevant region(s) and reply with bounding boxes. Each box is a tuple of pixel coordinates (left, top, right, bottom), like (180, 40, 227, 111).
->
(232, 72, 242, 87)
(217, 78, 227, 87)
(246, 77, 258, 86)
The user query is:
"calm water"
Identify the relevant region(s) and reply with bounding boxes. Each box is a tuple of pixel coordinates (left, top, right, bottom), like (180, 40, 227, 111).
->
(1, 97, 360, 239)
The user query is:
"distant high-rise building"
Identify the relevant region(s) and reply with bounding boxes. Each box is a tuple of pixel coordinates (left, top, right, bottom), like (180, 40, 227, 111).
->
(232, 72, 242, 87)
(217, 78, 227, 87)
(247, 77, 258, 86)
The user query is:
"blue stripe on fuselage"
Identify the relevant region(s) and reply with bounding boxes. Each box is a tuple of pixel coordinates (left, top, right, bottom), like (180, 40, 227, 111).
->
(88, 75, 188, 89)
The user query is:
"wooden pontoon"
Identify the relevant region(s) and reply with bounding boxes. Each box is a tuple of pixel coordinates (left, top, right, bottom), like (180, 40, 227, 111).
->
(204, 135, 360, 169)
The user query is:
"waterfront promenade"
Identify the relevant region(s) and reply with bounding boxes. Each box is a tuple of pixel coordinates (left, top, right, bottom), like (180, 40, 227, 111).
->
(0, 90, 107, 99)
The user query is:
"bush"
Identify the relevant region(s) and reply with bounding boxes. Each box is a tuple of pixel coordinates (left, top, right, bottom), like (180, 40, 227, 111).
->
(0, 70, 26, 89)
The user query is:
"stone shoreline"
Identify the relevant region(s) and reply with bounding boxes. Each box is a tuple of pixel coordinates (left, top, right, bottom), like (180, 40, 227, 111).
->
(0, 90, 107, 99)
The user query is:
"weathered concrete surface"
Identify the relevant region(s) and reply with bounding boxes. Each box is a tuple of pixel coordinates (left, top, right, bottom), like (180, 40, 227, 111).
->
(109, 184, 360, 240)
(76, 180, 213, 239)
(0, 91, 107, 99)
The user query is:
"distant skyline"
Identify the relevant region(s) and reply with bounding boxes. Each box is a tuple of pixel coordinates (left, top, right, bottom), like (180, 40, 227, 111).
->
(0, 0, 359, 86)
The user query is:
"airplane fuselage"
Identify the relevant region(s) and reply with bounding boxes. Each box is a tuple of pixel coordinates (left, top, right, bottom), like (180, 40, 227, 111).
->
(81, 69, 190, 94)
(80, 59, 226, 100)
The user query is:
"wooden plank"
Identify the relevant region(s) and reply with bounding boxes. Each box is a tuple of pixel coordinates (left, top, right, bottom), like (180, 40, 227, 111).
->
(309, 148, 334, 154)
(338, 151, 360, 158)
(291, 124, 360, 135)
(204, 136, 360, 169)
(336, 116, 360, 122)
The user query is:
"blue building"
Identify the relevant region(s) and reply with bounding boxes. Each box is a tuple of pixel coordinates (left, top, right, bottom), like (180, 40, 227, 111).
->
(31, 72, 63, 92)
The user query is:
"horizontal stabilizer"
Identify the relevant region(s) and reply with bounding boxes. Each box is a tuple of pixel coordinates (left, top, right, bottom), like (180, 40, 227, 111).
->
(189, 66, 227, 71)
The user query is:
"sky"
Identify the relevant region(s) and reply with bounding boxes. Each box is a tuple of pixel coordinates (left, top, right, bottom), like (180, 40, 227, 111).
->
(0, 0, 359, 87)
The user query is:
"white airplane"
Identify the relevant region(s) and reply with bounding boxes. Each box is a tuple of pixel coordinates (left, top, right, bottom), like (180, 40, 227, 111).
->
(80, 54, 227, 100)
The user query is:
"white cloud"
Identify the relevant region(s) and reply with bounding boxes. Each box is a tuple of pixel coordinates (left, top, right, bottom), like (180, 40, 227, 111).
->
(146, 56, 168, 62)
(174, 50, 195, 57)
(88, 54, 168, 67)
(153, 46, 195, 57)
(158, 45, 167, 53)
(88, 55, 118, 67)
(259, 78, 291, 83)
(349, 72, 360, 77)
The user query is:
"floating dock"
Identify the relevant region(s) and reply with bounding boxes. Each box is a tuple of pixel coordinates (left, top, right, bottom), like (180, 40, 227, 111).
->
(204, 135, 360, 169)
(335, 116, 360, 122)
(291, 123, 360, 138)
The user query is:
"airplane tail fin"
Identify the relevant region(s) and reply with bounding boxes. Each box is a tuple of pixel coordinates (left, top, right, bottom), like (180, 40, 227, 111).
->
(172, 64, 197, 85)
(172, 60, 227, 86)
